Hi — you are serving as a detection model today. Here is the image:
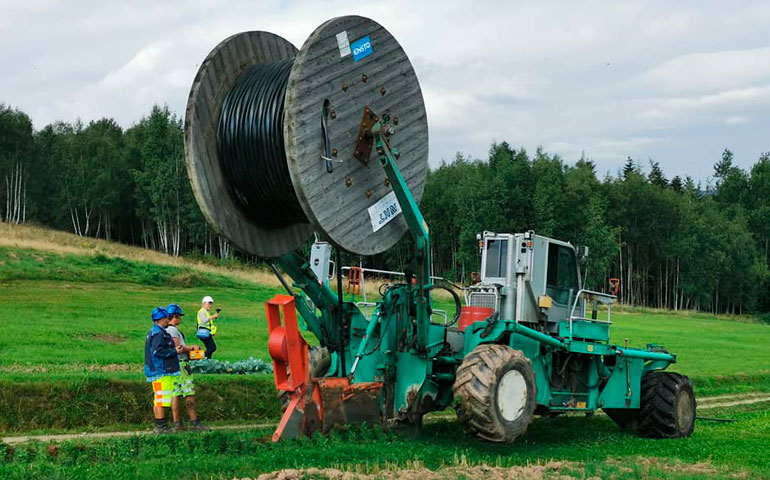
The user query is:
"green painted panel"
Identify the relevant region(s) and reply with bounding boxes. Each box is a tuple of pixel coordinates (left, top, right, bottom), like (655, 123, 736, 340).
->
(598, 357, 643, 409)
(559, 319, 610, 342)
(394, 352, 428, 416)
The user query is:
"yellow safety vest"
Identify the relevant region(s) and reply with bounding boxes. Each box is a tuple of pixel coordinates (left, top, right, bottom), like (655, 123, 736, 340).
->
(197, 307, 218, 335)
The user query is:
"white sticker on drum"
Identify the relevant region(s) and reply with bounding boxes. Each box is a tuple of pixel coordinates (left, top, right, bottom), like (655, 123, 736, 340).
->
(368, 191, 402, 232)
(336, 31, 351, 57)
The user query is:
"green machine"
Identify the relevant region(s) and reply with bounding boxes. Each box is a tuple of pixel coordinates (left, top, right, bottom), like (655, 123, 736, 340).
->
(184, 15, 696, 443)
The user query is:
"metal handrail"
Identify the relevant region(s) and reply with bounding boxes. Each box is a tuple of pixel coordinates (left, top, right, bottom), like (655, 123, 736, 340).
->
(339, 265, 447, 318)
(568, 289, 616, 341)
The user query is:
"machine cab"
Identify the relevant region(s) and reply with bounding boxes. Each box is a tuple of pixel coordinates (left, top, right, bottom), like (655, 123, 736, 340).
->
(470, 231, 585, 329)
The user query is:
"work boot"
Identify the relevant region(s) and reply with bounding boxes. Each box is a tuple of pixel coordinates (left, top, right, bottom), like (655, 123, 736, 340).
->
(172, 421, 186, 433)
(153, 419, 171, 434)
(188, 419, 210, 431)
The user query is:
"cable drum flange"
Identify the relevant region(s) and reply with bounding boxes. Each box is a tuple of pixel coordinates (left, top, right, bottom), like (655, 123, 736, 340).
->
(185, 31, 311, 257)
(284, 16, 429, 256)
(184, 16, 429, 257)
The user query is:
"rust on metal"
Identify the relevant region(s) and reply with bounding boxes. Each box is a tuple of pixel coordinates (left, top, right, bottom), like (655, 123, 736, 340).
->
(312, 377, 383, 432)
(353, 106, 378, 165)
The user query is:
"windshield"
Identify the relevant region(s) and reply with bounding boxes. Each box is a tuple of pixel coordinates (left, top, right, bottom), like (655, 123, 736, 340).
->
(484, 238, 508, 279)
(546, 243, 579, 304)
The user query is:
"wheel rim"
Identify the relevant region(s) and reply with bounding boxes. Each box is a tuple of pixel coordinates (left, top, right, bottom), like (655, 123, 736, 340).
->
(497, 369, 528, 422)
(675, 390, 695, 432)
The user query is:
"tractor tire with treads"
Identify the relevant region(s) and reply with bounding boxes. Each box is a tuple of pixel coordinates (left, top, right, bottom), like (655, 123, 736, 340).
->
(279, 346, 331, 411)
(637, 371, 696, 438)
(453, 344, 537, 443)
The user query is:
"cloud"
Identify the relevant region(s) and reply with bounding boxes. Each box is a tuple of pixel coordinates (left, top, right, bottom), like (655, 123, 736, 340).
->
(1, 0, 769, 180)
(725, 116, 749, 125)
(639, 47, 770, 95)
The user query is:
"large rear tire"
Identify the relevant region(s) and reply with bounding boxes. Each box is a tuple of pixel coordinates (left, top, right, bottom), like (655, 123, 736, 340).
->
(638, 371, 696, 438)
(279, 346, 331, 411)
(453, 344, 537, 443)
(603, 371, 695, 438)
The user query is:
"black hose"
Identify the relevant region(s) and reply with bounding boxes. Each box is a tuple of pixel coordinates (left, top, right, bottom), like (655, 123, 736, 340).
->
(431, 284, 462, 326)
(216, 59, 307, 229)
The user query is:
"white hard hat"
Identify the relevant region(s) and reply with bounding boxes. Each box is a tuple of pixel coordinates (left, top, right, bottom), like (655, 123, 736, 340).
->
(202, 295, 214, 304)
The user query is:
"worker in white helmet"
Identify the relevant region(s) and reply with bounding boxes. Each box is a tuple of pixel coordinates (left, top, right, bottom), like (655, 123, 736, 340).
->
(196, 295, 221, 359)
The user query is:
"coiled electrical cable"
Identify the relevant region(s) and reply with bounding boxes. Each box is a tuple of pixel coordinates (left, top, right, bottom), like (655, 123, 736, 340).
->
(216, 58, 308, 229)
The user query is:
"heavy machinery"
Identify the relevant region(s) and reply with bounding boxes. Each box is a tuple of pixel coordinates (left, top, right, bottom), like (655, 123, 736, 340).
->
(185, 15, 696, 443)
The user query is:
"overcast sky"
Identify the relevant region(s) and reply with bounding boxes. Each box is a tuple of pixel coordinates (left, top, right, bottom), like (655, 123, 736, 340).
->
(2, 0, 769, 182)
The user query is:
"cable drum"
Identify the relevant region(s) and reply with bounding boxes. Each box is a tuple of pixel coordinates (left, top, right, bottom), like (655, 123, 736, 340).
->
(216, 59, 306, 228)
(185, 16, 429, 258)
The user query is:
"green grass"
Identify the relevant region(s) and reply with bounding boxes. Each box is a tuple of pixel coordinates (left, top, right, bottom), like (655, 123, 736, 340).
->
(4, 271, 768, 383)
(1, 403, 768, 479)
(0, 246, 245, 287)
(0, 374, 279, 433)
(1, 279, 275, 365)
(609, 309, 770, 380)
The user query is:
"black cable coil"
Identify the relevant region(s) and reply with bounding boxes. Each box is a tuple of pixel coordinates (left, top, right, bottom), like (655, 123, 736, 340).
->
(216, 58, 308, 229)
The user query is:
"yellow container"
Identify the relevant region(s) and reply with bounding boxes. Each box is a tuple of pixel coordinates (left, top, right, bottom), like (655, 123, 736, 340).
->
(189, 350, 205, 360)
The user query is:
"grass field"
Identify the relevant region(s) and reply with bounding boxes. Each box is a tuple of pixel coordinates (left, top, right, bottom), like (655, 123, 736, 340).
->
(3, 258, 768, 384)
(1, 402, 768, 479)
(2, 225, 770, 478)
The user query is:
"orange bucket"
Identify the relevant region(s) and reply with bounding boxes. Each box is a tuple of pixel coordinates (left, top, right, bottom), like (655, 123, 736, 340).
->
(457, 306, 494, 332)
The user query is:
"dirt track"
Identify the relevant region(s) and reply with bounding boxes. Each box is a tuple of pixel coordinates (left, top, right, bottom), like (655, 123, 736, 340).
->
(2, 392, 767, 445)
(249, 457, 746, 480)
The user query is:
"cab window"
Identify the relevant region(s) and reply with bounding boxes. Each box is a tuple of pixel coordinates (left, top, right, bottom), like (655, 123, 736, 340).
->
(546, 243, 579, 304)
(484, 239, 508, 279)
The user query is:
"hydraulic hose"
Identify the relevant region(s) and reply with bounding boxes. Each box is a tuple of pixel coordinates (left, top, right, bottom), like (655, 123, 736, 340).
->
(431, 283, 462, 326)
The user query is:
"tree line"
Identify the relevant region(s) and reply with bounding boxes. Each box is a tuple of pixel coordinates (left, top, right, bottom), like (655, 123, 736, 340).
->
(415, 144, 770, 315)
(2, 102, 769, 314)
(1, 103, 228, 258)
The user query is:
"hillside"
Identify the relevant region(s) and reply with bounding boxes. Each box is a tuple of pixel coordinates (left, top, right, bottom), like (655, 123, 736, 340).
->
(0, 222, 280, 287)
(1, 222, 769, 434)
(2, 223, 769, 379)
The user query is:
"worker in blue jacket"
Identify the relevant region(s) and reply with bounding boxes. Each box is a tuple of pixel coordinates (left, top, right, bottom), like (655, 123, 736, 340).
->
(144, 306, 182, 434)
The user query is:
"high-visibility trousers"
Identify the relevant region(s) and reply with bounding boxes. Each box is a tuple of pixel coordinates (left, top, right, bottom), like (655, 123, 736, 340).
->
(152, 376, 175, 407)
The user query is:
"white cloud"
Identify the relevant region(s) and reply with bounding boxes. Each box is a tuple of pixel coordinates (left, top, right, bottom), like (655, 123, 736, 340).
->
(1, 0, 769, 180)
(725, 116, 749, 125)
(639, 47, 770, 95)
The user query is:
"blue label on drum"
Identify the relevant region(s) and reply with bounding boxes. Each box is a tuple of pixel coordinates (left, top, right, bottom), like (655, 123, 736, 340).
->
(351, 35, 373, 62)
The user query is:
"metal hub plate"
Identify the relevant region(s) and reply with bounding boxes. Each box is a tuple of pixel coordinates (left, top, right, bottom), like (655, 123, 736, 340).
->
(497, 369, 528, 422)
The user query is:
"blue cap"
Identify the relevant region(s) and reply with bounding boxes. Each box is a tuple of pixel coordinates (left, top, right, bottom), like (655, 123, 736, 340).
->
(152, 307, 169, 322)
(167, 304, 184, 316)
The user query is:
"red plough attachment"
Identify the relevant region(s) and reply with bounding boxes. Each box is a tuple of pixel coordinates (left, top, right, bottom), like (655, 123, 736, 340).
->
(266, 295, 383, 442)
(266, 295, 310, 441)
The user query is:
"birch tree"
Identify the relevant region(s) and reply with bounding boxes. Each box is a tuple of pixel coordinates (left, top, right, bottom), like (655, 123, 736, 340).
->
(0, 104, 34, 224)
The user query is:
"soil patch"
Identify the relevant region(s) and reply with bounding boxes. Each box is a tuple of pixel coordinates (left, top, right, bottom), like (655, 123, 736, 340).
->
(250, 456, 753, 480)
(251, 461, 576, 480)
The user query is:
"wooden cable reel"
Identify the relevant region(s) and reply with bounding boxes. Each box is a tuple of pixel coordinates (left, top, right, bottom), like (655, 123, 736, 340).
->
(184, 16, 429, 257)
